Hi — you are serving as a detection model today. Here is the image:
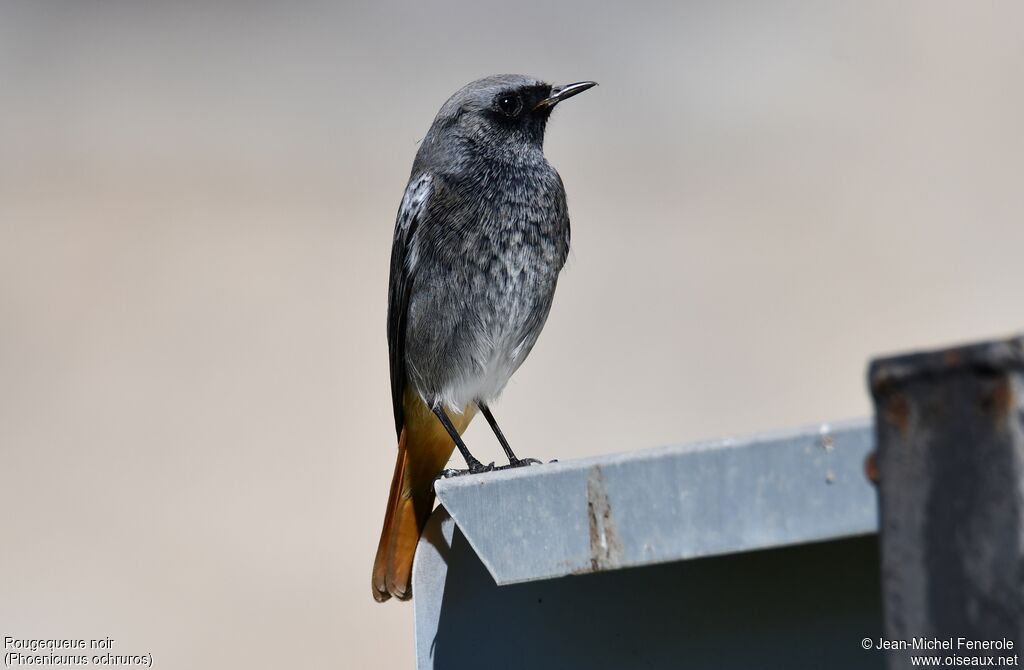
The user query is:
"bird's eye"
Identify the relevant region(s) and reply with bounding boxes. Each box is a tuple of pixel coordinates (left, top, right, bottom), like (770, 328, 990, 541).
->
(495, 93, 522, 117)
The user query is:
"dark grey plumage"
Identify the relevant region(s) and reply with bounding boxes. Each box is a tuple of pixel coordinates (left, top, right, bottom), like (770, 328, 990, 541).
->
(387, 75, 589, 435)
(374, 75, 594, 604)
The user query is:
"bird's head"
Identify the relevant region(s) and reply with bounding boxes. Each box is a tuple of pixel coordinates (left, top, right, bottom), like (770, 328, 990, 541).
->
(420, 75, 596, 165)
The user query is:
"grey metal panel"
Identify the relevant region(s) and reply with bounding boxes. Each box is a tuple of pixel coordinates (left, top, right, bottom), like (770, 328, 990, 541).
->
(434, 418, 877, 586)
(412, 511, 454, 670)
(413, 507, 884, 670)
(870, 335, 1024, 668)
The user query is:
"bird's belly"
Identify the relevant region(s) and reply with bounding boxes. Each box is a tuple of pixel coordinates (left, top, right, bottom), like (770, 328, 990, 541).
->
(406, 260, 557, 411)
(450, 273, 550, 404)
(442, 346, 518, 410)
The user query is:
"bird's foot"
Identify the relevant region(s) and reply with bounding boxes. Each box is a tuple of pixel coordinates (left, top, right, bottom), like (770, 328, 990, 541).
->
(436, 458, 554, 483)
(500, 457, 543, 469)
(437, 460, 495, 479)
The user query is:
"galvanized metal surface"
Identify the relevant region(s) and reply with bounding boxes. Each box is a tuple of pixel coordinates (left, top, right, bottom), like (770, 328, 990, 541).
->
(433, 417, 877, 585)
(413, 508, 884, 670)
(870, 335, 1024, 669)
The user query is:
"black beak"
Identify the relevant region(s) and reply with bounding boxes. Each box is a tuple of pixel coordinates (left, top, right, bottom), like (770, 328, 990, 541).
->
(534, 81, 598, 111)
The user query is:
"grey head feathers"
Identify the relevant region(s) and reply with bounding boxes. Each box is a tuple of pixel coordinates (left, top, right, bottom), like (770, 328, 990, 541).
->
(414, 75, 557, 172)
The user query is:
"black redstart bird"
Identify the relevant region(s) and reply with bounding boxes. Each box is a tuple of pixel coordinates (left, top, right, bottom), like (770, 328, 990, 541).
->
(372, 74, 596, 602)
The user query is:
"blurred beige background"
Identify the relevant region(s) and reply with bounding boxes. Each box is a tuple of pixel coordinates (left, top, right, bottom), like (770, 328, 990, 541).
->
(1, 1, 1022, 667)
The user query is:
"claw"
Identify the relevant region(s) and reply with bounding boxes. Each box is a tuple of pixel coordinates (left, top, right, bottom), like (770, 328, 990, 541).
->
(436, 461, 495, 481)
(495, 457, 544, 470)
(470, 461, 496, 475)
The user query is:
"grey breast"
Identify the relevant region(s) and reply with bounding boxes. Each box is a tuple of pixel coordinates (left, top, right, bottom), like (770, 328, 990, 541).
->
(404, 163, 569, 410)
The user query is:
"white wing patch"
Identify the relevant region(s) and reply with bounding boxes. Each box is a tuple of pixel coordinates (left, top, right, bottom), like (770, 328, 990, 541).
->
(397, 173, 432, 273)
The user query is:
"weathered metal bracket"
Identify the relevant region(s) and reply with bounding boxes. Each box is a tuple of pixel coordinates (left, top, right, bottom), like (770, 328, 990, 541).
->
(413, 418, 882, 669)
(870, 335, 1024, 668)
(431, 418, 876, 585)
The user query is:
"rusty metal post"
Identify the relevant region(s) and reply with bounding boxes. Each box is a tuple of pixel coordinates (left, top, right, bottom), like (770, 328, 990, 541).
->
(869, 335, 1024, 667)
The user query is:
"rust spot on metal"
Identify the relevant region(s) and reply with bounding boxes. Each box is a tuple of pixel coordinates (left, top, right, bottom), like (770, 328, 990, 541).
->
(981, 379, 1013, 418)
(864, 450, 880, 485)
(586, 465, 623, 572)
(883, 394, 912, 435)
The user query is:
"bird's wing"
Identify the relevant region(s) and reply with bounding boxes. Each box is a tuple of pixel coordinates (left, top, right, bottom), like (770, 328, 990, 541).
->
(387, 172, 433, 439)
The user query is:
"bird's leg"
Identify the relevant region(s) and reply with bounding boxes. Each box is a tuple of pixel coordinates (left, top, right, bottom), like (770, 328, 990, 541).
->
(432, 404, 493, 477)
(478, 402, 541, 468)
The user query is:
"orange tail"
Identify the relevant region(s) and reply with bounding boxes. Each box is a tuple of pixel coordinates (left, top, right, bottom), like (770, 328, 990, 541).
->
(372, 395, 475, 602)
